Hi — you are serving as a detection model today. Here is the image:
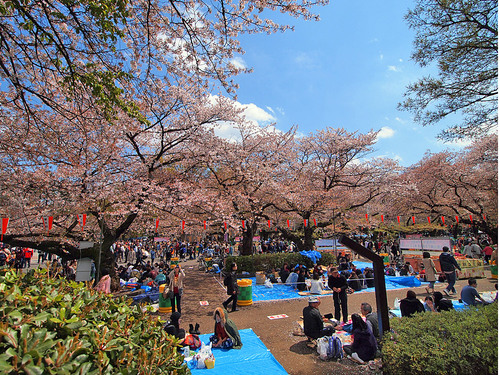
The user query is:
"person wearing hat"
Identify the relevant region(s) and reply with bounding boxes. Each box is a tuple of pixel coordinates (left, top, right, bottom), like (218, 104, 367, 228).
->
(302, 296, 334, 342)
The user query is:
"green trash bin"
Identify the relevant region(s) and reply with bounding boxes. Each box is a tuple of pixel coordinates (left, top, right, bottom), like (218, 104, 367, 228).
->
(159, 284, 172, 314)
(491, 264, 498, 280)
(237, 279, 253, 306)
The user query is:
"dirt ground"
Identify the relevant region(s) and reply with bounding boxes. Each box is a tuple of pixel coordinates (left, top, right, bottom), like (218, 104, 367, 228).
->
(161, 259, 497, 375)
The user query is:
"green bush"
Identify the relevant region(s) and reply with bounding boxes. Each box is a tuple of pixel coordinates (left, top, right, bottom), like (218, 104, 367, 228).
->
(224, 252, 337, 274)
(382, 303, 498, 375)
(0, 269, 188, 374)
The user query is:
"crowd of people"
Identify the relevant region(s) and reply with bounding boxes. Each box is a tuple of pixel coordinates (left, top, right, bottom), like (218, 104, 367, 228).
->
(1, 234, 497, 369)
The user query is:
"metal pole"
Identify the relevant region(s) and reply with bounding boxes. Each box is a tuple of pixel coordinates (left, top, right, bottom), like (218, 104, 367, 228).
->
(333, 208, 337, 258)
(96, 214, 104, 283)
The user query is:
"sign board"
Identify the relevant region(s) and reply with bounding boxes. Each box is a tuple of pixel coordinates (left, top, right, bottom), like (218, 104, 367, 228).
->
(400, 237, 451, 255)
(315, 239, 349, 252)
(75, 257, 93, 282)
(154, 237, 170, 242)
(267, 314, 288, 320)
(79, 241, 94, 250)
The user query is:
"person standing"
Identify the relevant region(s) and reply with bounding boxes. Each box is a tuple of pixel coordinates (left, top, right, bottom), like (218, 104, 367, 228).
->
(482, 243, 494, 264)
(421, 251, 438, 294)
(168, 264, 185, 313)
(328, 267, 349, 323)
(223, 263, 239, 312)
(439, 246, 461, 296)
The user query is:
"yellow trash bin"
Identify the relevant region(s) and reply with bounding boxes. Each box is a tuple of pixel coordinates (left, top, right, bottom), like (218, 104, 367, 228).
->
(237, 279, 253, 306)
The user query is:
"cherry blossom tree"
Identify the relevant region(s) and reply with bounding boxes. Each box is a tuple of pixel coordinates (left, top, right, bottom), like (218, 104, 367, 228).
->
(187, 122, 295, 255)
(0, 0, 328, 280)
(385, 134, 498, 241)
(269, 127, 399, 250)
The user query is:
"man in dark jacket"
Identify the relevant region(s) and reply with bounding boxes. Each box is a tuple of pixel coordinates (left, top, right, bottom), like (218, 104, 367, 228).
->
(439, 246, 461, 295)
(328, 267, 349, 323)
(400, 290, 424, 317)
(302, 296, 334, 340)
(223, 263, 239, 312)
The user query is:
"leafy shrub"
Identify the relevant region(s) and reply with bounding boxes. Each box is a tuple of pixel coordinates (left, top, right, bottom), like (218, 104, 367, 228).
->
(0, 269, 188, 374)
(382, 303, 498, 375)
(225, 252, 337, 273)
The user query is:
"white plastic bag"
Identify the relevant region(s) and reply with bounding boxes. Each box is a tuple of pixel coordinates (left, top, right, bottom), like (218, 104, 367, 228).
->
(264, 279, 273, 288)
(316, 337, 328, 360)
(394, 297, 400, 310)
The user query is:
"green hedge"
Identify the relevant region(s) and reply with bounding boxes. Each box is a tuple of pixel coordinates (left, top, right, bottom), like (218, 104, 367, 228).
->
(382, 303, 498, 375)
(0, 269, 188, 374)
(224, 252, 337, 274)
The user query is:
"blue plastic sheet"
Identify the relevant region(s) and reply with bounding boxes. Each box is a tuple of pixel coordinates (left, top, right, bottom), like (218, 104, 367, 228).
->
(188, 328, 287, 375)
(390, 300, 468, 318)
(299, 250, 322, 264)
(249, 260, 422, 302)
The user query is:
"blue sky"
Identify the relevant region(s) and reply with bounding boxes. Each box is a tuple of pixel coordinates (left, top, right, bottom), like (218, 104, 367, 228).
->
(226, 0, 469, 167)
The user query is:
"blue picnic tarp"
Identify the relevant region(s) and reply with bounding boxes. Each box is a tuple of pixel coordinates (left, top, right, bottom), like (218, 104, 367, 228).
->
(299, 250, 322, 264)
(188, 328, 287, 375)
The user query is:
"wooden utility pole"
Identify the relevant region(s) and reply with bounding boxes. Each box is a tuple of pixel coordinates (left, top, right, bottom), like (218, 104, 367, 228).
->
(339, 235, 390, 339)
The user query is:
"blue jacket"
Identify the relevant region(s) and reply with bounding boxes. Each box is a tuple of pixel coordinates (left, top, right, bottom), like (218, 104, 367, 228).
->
(439, 252, 461, 272)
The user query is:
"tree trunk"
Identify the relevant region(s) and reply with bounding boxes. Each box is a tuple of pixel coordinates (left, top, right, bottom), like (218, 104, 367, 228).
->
(240, 223, 255, 256)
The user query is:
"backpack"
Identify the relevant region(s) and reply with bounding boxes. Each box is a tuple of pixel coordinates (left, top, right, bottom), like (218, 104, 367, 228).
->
(317, 335, 344, 361)
(327, 336, 344, 360)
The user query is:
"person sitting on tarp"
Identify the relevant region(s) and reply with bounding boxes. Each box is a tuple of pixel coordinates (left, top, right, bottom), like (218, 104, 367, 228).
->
(155, 269, 167, 285)
(343, 313, 378, 364)
(348, 271, 362, 292)
(432, 291, 454, 312)
(309, 272, 323, 294)
(285, 268, 299, 288)
(461, 278, 488, 306)
(279, 262, 291, 283)
(364, 268, 375, 288)
(302, 296, 334, 342)
(385, 263, 396, 276)
(297, 268, 307, 292)
(337, 253, 349, 271)
(400, 290, 424, 317)
(164, 311, 186, 340)
(266, 268, 278, 283)
(210, 307, 242, 349)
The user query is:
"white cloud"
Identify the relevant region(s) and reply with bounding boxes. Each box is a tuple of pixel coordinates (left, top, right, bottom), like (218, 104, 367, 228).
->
(229, 57, 246, 70)
(376, 126, 395, 141)
(275, 107, 285, 116)
(439, 138, 473, 148)
(395, 117, 405, 124)
(388, 65, 400, 72)
(209, 97, 278, 142)
(399, 58, 403, 62)
(238, 102, 276, 124)
(294, 52, 319, 69)
(379, 54, 384, 60)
